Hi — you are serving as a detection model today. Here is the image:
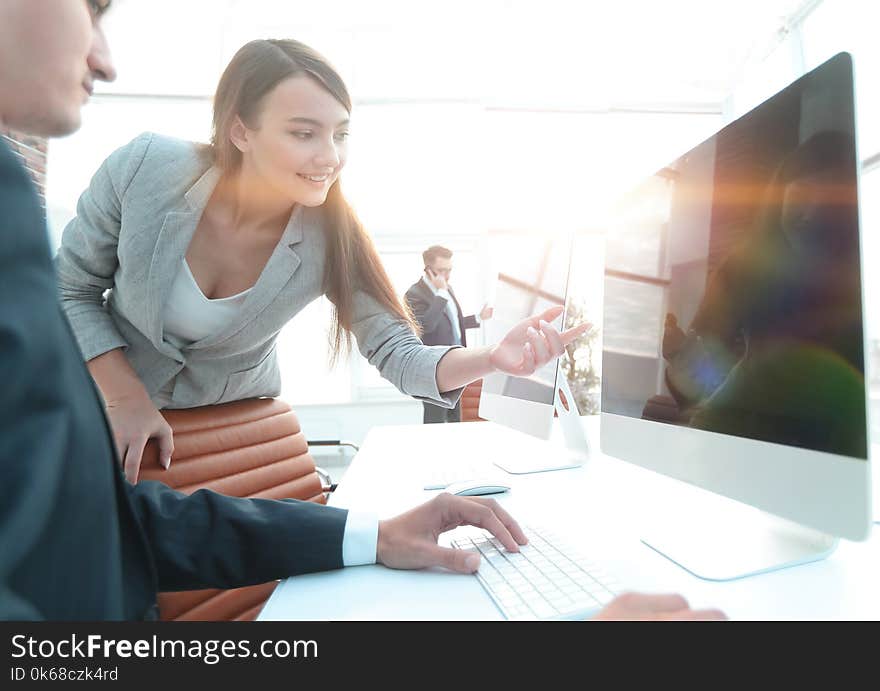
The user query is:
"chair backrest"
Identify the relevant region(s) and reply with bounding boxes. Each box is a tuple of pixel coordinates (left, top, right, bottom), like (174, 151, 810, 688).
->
(139, 398, 326, 620)
(460, 378, 485, 423)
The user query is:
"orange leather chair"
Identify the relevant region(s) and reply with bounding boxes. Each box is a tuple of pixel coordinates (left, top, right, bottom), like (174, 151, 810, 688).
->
(139, 397, 330, 621)
(460, 378, 485, 422)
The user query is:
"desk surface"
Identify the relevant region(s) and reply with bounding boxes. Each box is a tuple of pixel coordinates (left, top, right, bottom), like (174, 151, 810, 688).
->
(260, 418, 880, 620)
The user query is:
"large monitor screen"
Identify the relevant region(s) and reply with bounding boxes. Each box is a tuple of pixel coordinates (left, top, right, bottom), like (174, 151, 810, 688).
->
(602, 53, 867, 460)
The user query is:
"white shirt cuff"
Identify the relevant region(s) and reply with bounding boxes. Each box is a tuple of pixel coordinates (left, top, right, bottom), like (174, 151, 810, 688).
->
(474, 312, 482, 324)
(342, 510, 379, 566)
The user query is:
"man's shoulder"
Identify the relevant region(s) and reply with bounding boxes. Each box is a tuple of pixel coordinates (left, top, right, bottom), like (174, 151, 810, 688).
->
(0, 138, 39, 200)
(0, 139, 46, 256)
(405, 278, 429, 299)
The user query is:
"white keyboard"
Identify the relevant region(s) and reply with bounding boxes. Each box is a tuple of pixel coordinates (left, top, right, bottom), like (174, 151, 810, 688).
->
(450, 525, 621, 620)
(423, 461, 506, 490)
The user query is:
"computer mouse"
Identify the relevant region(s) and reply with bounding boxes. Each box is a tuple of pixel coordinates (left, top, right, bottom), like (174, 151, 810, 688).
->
(445, 479, 511, 496)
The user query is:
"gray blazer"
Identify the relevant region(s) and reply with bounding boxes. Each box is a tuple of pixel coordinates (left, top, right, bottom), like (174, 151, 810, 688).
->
(55, 132, 461, 409)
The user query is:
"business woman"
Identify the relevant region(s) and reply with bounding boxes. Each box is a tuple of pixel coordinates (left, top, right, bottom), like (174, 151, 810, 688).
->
(56, 38, 587, 483)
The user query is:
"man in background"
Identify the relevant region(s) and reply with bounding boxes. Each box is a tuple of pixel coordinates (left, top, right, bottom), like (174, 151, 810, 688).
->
(406, 245, 493, 423)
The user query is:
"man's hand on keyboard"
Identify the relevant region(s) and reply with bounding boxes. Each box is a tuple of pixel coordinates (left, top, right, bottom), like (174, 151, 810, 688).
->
(592, 593, 727, 621)
(377, 493, 528, 574)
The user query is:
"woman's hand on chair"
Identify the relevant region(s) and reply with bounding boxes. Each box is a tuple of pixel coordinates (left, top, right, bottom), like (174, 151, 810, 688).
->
(489, 305, 590, 377)
(105, 389, 174, 483)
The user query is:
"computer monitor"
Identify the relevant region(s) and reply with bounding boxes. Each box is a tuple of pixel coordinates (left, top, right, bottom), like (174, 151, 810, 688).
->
(479, 234, 590, 473)
(600, 52, 872, 580)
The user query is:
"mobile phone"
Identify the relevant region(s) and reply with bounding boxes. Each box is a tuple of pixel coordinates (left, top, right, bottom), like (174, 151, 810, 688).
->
(425, 266, 436, 278)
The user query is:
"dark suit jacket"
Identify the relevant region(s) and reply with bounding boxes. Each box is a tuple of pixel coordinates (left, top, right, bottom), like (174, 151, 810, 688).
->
(405, 278, 478, 348)
(0, 141, 347, 621)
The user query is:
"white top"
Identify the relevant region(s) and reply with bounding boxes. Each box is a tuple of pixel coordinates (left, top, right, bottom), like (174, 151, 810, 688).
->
(164, 258, 252, 346)
(153, 258, 252, 408)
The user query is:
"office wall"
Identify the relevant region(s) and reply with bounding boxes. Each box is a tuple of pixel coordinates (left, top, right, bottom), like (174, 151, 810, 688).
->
(294, 398, 424, 479)
(2, 130, 47, 208)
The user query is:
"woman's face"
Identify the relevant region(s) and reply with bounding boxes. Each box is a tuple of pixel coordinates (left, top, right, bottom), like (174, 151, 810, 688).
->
(239, 74, 350, 206)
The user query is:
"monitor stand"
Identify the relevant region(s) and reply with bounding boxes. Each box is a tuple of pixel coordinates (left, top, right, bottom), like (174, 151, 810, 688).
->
(492, 374, 591, 475)
(640, 479, 838, 581)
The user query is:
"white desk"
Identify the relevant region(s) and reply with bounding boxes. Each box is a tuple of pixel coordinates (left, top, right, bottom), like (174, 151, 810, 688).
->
(260, 418, 880, 620)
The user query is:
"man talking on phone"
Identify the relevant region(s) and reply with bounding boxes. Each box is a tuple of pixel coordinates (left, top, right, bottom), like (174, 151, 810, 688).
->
(405, 245, 493, 423)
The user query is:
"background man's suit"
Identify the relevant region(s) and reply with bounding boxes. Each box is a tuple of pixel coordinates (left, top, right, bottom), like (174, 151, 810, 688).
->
(0, 141, 347, 620)
(405, 278, 479, 423)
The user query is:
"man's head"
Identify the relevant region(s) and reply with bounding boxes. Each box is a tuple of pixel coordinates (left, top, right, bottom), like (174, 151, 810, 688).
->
(776, 131, 858, 262)
(0, 0, 117, 137)
(423, 245, 453, 279)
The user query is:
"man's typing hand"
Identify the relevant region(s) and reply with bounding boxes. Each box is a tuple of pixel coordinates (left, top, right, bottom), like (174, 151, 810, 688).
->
(592, 593, 728, 621)
(377, 494, 528, 574)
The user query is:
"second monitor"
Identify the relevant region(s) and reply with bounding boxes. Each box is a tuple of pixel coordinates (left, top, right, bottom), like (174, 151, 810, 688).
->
(479, 234, 591, 473)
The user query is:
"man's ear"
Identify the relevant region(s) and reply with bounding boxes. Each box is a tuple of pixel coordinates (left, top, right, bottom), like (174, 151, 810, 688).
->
(229, 116, 251, 154)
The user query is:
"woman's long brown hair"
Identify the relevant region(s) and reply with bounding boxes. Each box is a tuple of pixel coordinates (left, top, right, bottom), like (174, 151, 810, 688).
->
(211, 38, 418, 362)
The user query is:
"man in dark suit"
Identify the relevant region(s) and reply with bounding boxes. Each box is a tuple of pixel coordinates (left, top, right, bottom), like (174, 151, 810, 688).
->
(406, 245, 493, 423)
(0, 0, 528, 621)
